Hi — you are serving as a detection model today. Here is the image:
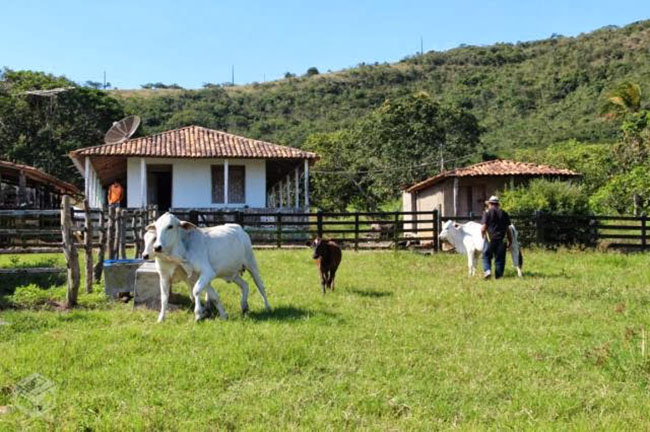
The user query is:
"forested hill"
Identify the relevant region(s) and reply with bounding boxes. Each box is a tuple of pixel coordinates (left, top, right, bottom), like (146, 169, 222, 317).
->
(116, 20, 650, 154)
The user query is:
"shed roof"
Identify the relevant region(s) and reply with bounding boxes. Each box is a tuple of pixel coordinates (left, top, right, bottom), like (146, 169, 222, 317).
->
(404, 159, 580, 193)
(0, 160, 79, 195)
(69, 125, 318, 161)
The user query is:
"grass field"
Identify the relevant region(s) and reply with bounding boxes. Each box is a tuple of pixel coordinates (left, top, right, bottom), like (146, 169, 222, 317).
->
(2, 249, 650, 430)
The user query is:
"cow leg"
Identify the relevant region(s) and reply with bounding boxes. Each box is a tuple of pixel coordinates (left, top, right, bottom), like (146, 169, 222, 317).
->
(467, 250, 476, 277)
(203, 285, 220, 318)
(157, 271, 173, 323)
(320, 270, 327, 294)
(329, 268, 337, 290)
(192, 273, 225, 321)
(233, 275, 250, 314)
(246, 260, 272, 311)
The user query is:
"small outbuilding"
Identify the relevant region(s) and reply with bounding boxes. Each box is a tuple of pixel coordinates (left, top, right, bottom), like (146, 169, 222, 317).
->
(0, 160, 79, 209)
(402, 159, 580, 218)
(69, 125, 319, 211)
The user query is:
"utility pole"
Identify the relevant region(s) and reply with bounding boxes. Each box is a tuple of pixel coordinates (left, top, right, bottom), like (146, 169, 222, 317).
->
(439, 141, 444, 172)
(103, 71, 107, 89)
(420, 36, 424, 56)
(231, 65, 235, 85)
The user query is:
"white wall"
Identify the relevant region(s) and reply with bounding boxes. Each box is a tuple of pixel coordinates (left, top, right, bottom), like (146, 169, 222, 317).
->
(127, 157, 266, 208)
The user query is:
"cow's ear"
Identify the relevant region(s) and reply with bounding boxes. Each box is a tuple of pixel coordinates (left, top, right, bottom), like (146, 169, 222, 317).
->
(145, 223, 156, 232)
(180, 221, 198, 230)
(305, 240, 313, 247)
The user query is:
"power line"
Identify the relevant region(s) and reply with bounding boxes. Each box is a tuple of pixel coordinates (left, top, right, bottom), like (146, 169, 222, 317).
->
(310, 150, 484, 176)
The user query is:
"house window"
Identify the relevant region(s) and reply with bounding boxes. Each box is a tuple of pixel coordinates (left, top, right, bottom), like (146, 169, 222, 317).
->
(211, 165, 224, 203)
(211, 164, 246, 204)
(228, 165, 245, 203)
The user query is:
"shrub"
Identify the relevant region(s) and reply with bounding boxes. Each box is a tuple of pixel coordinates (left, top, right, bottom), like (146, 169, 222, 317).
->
(500, 179, 591, 247)
(500, 179, 590, 215)
(590, 166, 650, 215)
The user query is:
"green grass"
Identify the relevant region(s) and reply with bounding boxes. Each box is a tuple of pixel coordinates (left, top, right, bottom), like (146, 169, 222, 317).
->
(2, 249, 650, 430)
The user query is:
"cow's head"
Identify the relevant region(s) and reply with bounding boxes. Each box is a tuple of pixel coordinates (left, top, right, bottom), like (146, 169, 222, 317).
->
(141, 228, 156, 260)
(147, 212, 196, 255)
(438, 220, 461, 244)
(306, 237, 328, 260)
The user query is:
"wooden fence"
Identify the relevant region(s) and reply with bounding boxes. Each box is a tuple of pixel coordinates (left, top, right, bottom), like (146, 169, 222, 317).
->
(2, 206, 650, 254)
(172, 209, 440, 250)
(3, 200, 650, 307)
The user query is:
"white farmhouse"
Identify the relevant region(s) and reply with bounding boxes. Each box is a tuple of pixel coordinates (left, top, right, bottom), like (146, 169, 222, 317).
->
(69, 125, 318, 211)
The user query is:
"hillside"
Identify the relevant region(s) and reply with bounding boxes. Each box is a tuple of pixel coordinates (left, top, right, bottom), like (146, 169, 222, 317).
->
(114, 20, 650, 154)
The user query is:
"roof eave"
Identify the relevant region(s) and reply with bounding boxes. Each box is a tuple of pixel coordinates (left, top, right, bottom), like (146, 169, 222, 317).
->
(404, 171, 581, 193)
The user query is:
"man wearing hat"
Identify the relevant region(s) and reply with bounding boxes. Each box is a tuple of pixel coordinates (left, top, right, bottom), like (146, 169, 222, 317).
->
(480, 195, 513, 279)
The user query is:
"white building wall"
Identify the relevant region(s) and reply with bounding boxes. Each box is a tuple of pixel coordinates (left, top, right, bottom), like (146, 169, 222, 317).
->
(127, 157, 266, 208)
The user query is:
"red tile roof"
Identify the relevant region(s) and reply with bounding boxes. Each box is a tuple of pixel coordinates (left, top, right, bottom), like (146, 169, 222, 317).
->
(70, 125, 318, 160)
(405, 159, 580, 193)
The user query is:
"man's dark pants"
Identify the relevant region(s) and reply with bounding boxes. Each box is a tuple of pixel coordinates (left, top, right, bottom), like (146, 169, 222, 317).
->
(482, 239, 507, 278)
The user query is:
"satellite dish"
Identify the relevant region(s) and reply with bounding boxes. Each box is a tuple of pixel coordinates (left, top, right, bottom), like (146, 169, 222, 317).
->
(104, 115, 140, 145)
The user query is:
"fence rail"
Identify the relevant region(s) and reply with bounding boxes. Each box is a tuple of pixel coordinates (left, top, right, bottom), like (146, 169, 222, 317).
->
(1, 206, 650, 254)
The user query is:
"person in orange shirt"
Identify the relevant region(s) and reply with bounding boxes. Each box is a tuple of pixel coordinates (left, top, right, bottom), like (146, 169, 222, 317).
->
(108, 180, 124, 208)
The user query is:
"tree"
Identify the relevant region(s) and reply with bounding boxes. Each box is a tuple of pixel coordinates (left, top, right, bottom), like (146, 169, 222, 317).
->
(305, 92, 482, 210)
(600, 81, 642, 119)
(355, 92, 482, 200)
(590, 166, 650, 215)
(306, 67, 319, 77)
(304, 131, 377, 211)
(0, 70, 125, 183)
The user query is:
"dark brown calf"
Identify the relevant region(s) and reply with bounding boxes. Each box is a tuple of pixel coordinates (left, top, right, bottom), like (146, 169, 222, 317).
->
(308, 237, 342, 294)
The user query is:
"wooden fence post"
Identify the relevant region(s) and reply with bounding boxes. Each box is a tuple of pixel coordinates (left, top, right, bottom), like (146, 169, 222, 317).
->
(436, 205, 442, 252)
(393, 212, 399, 251)
(354, 213, 359, 251)
(106, 206, 115, 259)
(132, 210, 142, 258)
(276, 213, 283, 248)
(642, 213, 647, 252)
(93, 204, 105, 282)
(113, 208, 121, 259)
(433, 209, 439, 252)
(317, 210, 323, 238)
(83, 199, 93, 293)
(119, 209, 127, 259)
(61, 195, 80, 306)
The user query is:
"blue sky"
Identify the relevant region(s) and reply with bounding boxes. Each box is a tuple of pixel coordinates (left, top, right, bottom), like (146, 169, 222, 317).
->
(1, 0, 649, 89)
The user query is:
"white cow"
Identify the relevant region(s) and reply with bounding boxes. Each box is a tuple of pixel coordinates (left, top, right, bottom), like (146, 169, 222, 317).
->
(149, 213, 272, 322)
(438, 220, 523, 277)
(142, 229, 217, 305)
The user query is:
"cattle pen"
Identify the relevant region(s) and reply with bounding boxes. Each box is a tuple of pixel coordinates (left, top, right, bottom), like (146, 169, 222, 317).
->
(1, 197, 649, 305)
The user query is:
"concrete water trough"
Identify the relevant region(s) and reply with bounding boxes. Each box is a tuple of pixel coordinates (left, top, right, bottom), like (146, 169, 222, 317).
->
(133, 261, 162, 308)
(103, 259, 145, 299)
(133, 261, 192, 310)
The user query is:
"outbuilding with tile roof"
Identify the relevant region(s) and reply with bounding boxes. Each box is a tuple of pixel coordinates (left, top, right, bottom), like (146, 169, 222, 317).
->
(402, 159, 581, 220)
(69, 125, 319, 210)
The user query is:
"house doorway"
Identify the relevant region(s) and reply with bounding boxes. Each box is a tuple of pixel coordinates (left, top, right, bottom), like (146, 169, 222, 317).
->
(147, 165, 172, 211)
